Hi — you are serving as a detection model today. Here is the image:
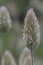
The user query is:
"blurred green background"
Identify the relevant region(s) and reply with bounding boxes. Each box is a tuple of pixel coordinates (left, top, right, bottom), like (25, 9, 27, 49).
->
(0, 0, 43, 65)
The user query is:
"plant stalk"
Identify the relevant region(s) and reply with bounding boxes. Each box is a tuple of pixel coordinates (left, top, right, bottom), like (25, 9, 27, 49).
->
(31, 47, 33, 65)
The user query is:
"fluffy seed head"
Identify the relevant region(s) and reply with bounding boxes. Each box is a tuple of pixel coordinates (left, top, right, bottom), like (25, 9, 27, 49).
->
(23, 8, 40, 48)
(1, 50, 16, 65)
(19, 47, 32, 65)
(0, 6, 12, 32)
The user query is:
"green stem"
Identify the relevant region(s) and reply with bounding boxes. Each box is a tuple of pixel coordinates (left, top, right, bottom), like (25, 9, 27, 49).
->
(31, 48, 33, 65)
